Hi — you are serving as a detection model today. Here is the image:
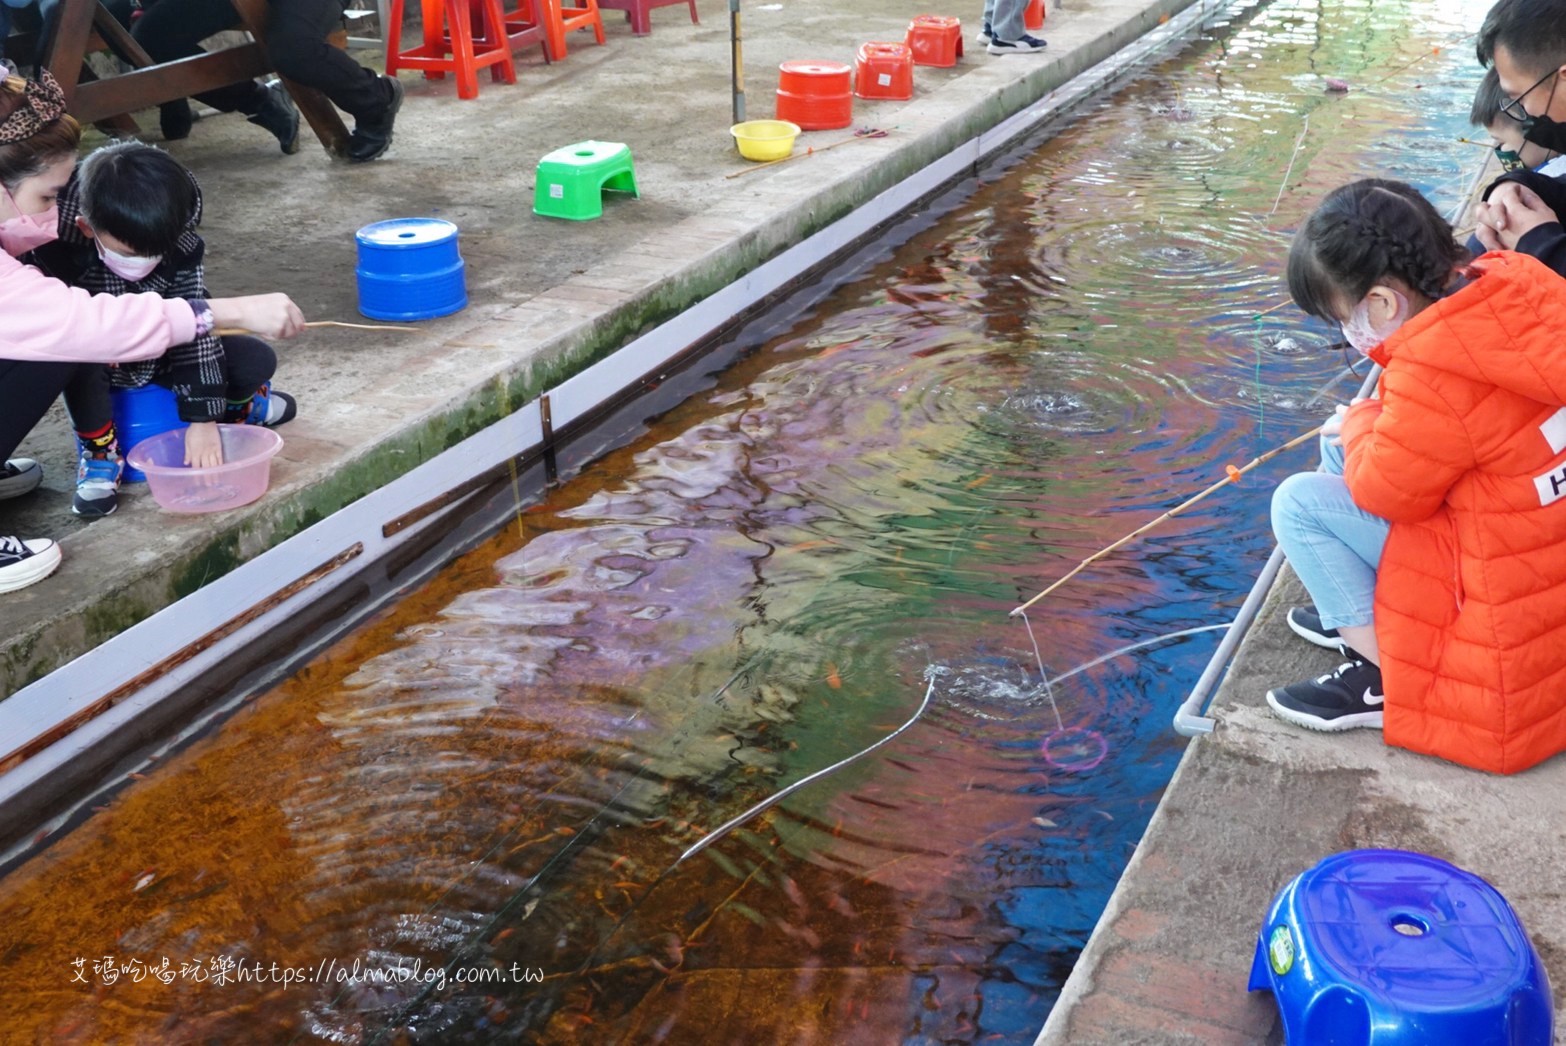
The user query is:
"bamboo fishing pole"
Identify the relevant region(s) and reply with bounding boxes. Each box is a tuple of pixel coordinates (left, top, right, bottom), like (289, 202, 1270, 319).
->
(215, 320, 419, 336)
(1009, 424, 1324, 616)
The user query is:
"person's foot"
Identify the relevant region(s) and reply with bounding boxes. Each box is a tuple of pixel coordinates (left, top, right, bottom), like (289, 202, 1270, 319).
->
(976, 21, 993, 44)
(240, 384, 298, 426)
(1286, 605, 1349, 654)
(1266, 656, 1384, 732)
(0, 458, 43, 501)
(0, 536, 62, 594)
(160, 99, 195, 141)
(346, 76, 404, 163)
(72, 446, 123, 518)
(247, 83, 301, 155)
(987, 33, 1048, 54)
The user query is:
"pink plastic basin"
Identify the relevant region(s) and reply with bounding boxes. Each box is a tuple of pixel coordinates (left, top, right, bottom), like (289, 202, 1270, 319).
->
(125, 424, 283, 514)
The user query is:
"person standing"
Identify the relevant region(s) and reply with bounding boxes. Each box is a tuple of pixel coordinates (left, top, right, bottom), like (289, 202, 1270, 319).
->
(977, 0, 1047, 55)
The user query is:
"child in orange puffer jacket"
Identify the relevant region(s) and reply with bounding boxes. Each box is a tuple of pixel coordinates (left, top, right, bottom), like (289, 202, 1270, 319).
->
(1266, 177, 1566, 774)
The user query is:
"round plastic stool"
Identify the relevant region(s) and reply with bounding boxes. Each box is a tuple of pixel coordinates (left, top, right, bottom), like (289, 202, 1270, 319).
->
(355, 217, 468, 322)
(111, 384, 185, 483)
(1249, 849, 1553, 1045)
(775, 60, 853, 131)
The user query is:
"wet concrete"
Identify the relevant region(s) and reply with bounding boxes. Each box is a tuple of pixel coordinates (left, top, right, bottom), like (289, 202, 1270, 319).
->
(1, 0, 1213, 695)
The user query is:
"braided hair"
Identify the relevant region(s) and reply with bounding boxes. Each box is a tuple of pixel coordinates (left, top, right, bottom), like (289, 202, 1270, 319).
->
(1286, 179, 1468, 321)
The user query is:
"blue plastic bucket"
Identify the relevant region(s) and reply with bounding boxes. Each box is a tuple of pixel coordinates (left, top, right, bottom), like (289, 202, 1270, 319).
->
(111, 384, 185, 483)
(355, 218, 468, 322)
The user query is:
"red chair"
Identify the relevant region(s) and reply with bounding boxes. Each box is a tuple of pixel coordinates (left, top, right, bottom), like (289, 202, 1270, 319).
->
(1025, 0, 1045, 30)
(385, 0, 516, 100)
(508, 0, 605, 60)
(853, 42, 913, 101)
(596, 0, 698, 36)
(905, 15, 962, 67)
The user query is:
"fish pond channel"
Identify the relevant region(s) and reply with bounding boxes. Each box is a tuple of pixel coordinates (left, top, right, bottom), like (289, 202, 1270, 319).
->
(0, 0, 1483, 1040)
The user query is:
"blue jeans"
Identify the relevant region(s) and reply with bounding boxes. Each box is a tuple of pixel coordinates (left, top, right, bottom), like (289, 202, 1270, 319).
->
(1270, 427, 1390, 631)
(982, 0, 1027, 40)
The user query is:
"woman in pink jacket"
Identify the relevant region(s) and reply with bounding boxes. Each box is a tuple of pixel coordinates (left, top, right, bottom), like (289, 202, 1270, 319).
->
(0, 68, 304, 594)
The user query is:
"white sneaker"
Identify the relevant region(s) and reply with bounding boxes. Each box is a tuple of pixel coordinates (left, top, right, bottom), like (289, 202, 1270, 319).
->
(976, 23, 993, 44)
(0, 458, 43, 500)
(988, 33, 1048, 54)
(0, 536, 63, 594)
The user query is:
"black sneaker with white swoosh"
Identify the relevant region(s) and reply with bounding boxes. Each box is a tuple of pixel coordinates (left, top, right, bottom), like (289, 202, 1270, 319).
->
(1266, 656, 1384, 731)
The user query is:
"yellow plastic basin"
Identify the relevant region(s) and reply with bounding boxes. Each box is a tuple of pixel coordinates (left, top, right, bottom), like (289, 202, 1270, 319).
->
(731, 120, 802, 162)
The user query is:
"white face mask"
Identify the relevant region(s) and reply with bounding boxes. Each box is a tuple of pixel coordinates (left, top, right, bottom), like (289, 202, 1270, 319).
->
(1341, 289, 1409, 355)
(95, 239, 162, 282)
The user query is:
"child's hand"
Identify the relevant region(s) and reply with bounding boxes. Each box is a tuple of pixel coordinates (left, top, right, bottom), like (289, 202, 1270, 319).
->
(184, 422, 225, 468)
(1321, 404, 1350, 444)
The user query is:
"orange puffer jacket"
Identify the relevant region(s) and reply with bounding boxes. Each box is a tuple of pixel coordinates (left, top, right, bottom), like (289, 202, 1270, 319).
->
(1339, 251, 1566, 774)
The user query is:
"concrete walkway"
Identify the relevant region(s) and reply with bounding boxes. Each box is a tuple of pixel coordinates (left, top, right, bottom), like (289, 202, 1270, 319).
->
(1038, 568, 1566, 1044)
(0, 0, 1209, 695)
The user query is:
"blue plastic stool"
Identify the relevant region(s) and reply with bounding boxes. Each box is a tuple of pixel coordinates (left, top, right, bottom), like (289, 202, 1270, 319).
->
(1249, 849, 1553, 1045)
(111, 384, 185, 483)
(355, 217, 468, 322)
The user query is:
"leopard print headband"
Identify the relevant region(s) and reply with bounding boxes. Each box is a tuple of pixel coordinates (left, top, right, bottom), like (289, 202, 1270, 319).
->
(0, 70, 69, 145)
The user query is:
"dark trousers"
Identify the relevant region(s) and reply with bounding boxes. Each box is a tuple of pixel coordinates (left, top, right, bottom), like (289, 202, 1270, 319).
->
(132, 0, 268, 114)
(62, 336, 279, 432)
(132, 0, 391, 121)
(0, 359, 83, 463)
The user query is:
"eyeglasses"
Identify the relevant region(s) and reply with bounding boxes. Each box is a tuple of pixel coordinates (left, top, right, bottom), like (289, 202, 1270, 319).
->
(1500, 69, 1558, 123)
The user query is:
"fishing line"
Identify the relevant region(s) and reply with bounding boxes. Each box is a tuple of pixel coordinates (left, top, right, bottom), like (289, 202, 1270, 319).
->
(1018, 610, 1064, 733)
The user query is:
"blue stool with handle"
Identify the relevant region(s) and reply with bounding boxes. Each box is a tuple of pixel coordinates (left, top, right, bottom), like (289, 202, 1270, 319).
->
(111, 384, 185, 483)
(1250, 849, 1553, 1045)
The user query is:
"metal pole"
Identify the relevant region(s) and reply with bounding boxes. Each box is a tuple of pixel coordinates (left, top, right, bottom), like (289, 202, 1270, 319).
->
(730, 0, 745, 124)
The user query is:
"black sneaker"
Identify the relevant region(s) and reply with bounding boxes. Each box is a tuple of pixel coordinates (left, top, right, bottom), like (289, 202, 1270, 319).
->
(1266, 657, 1384, 732)
(987, 33, 1047, 54)
(976, 21, 993, 44)
(0, 458, 43, 500)
(247, 82, 301, 155)
(0, 535, 62, 594)
(1286, 605, 1348, 653)
(346, 76, 404, 163)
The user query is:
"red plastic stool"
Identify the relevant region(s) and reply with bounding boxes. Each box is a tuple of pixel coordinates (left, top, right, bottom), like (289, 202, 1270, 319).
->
(776, 59, 853, 130)
(905, 15, 962, 67)
(1025, 0, 1045, 30)
(853, 42, 913, 101)
(596, 0, 698, 36)
(509, 0, 604, 59)
(498, 0, 551, 62)
(385, 0, 515, 99)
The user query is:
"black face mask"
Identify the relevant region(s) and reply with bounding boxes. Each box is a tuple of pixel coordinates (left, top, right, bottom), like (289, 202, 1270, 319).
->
(1522, 112, 1566, 153)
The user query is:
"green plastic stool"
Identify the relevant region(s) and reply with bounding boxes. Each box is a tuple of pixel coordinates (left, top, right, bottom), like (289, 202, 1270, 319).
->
(533, 140, 639, 221)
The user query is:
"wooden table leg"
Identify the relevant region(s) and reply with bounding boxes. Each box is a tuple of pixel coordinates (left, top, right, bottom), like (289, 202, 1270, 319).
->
(42, 0, 98, 102)
(231, 0, 352, 157)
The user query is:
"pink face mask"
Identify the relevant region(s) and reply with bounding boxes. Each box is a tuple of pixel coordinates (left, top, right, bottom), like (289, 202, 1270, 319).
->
(95, 239, 162, 282)
(0, 184, 59, 256)
(1341, 289, 1409, 355)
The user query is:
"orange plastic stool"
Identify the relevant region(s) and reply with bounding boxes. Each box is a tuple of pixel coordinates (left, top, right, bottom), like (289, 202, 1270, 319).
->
(385, 0, 516, 100)
(1025, 0, 1045, 30)
(776, 60, 853, 130)
(853, 42, 913, 101)
(597, 0, 698, 36)
(509, 0, 604, 60)
(905, 15, 962, 67)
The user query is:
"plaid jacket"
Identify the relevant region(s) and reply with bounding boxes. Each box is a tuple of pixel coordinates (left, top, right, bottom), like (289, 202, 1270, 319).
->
(28, 168, 228, 422)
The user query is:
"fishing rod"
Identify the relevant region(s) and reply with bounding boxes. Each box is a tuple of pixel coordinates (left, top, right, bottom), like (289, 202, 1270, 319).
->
(1010, 423, 1323, 616)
